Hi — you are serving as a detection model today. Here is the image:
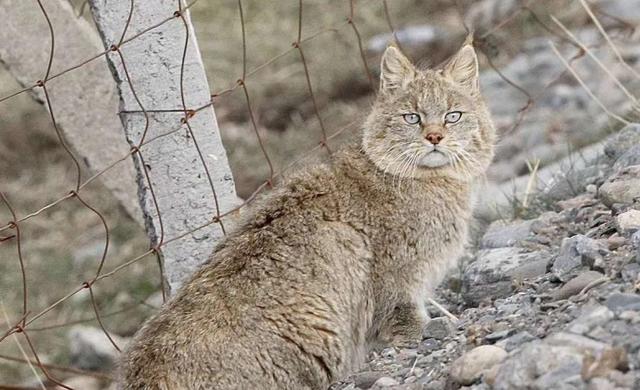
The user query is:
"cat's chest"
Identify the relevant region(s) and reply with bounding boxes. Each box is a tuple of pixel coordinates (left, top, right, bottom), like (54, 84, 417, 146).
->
(411, 208, 466, 252)
(380, 194, 468, 252)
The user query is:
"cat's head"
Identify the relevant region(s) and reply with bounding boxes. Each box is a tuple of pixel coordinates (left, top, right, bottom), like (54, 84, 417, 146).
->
(362, 39, 495, 182)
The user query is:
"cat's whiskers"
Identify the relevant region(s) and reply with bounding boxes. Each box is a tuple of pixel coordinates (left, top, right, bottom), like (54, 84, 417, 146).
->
(454, 149, 479, 180)
(387, 143, 419, 191)
(397, 151, 417, 192)
(391, 151, 413, 192)
(395, 145, 423, 192)
(438, 141, 479, 181)
(378, 143, 409, 173)
(373, 143, 406, 185)
(384, 146, 419, 190)
(408, 149, 423, 192)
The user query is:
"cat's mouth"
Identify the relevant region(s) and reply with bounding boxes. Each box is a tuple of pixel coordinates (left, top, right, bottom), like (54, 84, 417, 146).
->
(418, 149, 449, 168)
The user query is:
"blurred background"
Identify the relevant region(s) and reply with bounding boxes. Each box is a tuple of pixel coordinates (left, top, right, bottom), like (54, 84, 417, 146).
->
(1, 0, 638, 387)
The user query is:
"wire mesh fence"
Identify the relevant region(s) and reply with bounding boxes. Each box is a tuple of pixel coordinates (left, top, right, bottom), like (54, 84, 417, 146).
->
(0, 0, 637, 388)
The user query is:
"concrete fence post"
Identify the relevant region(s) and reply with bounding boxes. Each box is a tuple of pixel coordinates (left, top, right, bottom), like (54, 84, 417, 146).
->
(89, 0, 238, 295)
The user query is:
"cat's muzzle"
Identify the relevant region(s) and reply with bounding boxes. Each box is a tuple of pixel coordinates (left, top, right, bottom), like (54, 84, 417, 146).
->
(419, 145, 449, 168)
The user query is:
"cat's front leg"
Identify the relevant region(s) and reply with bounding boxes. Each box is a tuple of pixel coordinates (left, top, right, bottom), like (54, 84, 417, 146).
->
(385, 302, 428, 348)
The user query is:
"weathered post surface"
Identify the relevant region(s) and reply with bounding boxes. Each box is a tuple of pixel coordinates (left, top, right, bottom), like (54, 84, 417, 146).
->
(0, 0, 142, 223)
(89, 0, 238, 294)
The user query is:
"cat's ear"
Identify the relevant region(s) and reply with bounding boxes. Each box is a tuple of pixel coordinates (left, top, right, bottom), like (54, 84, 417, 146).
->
(379, 46, 416, 93)
(443, 40, 479, 93)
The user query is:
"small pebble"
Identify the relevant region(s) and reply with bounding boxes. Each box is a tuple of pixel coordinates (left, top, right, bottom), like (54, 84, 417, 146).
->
(373, 376, 399, 387)
(422, 317, 455, 340)
(484, 329, 514, 342)
(449, 345, 507, 385)
(607, 234, 627, 250)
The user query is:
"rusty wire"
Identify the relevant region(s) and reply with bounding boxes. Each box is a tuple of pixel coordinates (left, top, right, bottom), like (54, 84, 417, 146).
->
(382, 0, 406, 56)
(0, 0, 628, 387)
(237, 0, 275, 183)
(0, 353, 112, 380)
(348, 0, 375, 89)
(176, 0, 228, 235)
(294, 0, 332, 154)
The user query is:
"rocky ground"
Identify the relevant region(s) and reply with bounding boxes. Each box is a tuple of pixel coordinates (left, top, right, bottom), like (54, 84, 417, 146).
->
(329, 124, 640, 389)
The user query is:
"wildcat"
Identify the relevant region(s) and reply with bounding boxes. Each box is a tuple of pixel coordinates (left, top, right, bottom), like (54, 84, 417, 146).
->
(120, 38, 496, 389)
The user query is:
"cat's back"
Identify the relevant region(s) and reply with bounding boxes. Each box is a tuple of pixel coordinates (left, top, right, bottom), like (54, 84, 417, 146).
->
(119, 155, 375, 389)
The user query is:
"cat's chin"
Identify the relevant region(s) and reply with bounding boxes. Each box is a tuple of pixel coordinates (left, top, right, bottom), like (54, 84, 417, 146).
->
(418, 151, 449, 168)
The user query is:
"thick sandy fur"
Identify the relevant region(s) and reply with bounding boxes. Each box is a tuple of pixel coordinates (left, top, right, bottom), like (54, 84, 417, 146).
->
(120, 41, 496, 390)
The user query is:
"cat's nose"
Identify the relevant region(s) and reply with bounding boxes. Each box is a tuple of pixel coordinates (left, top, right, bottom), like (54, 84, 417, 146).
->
(425, 132, 444, 145)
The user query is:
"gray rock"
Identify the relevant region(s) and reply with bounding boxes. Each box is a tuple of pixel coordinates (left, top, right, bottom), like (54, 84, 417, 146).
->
(68, 325, 125, 371)
(605, 293, 640, 313)
(550, 239, 584, 279)
(567, 305, 614, 335)
(587, 378, 616, 390)
(463, 248, 550, 305)
(494, 332, 617, 390)
(422, 317, 455, 340)
(621, 263, 640, 284)
(557, 193, 598, 211)
(423, 380, 445, 389)
(545, 164, 610, 201)
(496, 331, 537, 352)
(606, 234, 627, 250)
(605, 369, 637, 388)
(480, 220, 534, 249)
(373, 376, 399, 387)
(598, 1, 640, 26)
(552, 271, 605, 301)
(492, 341, 586, 390)
(633, 231, 640, 262)
(613, 145, 640, 171)
(551, 235, 607, 280)
(418, 338, 440, 354)
(493, 332, 618, 389)
(603, 123, 640, 162)
(534, 369, 585, 390)
(485, 329, 515, 343)
(450, 345, 507, 385)
(351, 371, 385, 389)
(633, 230, 640, 248)
(599, 165, 640, 207)
(615, 209, 640, 235)
(545, 332, 608, 354)
(578, 240, 609, 272)
(380, 347, 397, 358)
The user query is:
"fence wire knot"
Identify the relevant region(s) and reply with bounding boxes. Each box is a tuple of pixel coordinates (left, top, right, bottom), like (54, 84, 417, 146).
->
(81, 281, 94, 289)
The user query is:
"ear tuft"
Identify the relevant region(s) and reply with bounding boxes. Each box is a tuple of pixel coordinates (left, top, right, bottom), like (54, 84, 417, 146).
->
(443, 44, 479, 92)
(379, 46, 416, 92)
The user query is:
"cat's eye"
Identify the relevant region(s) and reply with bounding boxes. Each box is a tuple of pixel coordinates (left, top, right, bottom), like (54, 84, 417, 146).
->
(444, 111, 462, 124)
(403, 113, 421, 125)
